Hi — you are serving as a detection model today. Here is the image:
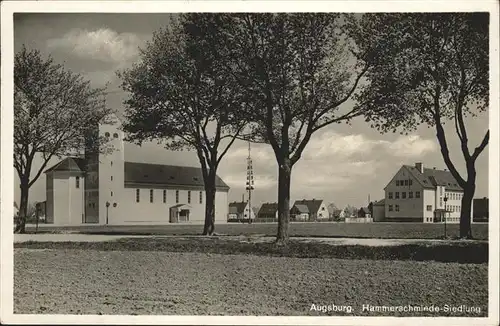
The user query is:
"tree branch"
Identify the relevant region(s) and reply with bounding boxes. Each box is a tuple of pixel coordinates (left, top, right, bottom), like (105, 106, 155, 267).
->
(471, 129, 489, 162)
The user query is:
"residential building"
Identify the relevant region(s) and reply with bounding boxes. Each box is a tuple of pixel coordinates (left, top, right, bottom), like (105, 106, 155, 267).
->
(357, 207, 371, 218)
(383, 162, 464, 223)
(372, 199, 385, 222)
(290, 204, 309, 221)
(44, 114, 230, 226)
(290, 199, 328, 221)
(473, 197, 489, 222)
(257, 202, 279, 220)
(228, 201, 256, 221)
(331, 208, 346, 220)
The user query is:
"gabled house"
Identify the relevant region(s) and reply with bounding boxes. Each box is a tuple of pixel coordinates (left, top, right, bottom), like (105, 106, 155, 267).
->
(383, 162, 464, 223)
(228, 201, 255, 221)
(257, 202, 278, 220)
(291, 199, 328, 221)
(290, 204, 309, 221)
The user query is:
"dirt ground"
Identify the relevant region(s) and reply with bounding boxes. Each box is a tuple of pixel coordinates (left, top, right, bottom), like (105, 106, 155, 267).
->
(14, 249, 488, 316)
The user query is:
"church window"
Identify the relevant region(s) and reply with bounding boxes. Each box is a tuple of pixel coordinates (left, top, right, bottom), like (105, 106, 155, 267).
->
(163, 190, 167, 203)
(111, 176, 113, 181)
(199, 191, 203, 204)
(105, 132, 110, 137)
(176, 190, 179, 203)
(188, 191, 191, 204)
(111, 161, 113, 166)
(113, 133, 119, 138)
(136, 189, 140, 202)
(76, 176, 80, 188)
(150, 189, 154, 203)
(111, 191, 113, 197)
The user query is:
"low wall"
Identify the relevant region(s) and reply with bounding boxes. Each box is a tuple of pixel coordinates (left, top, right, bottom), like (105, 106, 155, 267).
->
(345, 217, 373, 223)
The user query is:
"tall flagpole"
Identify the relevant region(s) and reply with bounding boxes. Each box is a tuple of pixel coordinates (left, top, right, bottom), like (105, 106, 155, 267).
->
(246, 142, 254, 224)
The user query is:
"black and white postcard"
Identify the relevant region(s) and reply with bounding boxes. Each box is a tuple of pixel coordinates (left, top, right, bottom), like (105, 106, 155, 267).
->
(1, 1, 498, 325)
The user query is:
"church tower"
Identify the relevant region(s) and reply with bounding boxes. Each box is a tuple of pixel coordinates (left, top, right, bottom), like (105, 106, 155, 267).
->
(84, 114, 125, 224)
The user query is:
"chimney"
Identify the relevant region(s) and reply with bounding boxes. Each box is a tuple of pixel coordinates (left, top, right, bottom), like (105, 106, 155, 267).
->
(415, 162, 424, 173)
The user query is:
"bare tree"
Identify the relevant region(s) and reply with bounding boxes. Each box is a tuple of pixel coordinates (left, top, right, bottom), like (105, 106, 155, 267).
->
(14, 46, 112, 233)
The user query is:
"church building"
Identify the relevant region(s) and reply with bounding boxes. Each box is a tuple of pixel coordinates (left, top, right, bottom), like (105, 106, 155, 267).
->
(44, 115, 230, 226)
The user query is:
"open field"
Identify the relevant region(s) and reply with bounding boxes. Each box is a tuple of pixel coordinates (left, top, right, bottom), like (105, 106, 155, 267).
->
(15, 236, 488, 263)
(25, 222, 489, 240)
(15, 248, 487, 316)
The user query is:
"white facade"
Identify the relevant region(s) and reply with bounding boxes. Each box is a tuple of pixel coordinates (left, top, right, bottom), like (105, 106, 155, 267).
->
(45, 115, 229, 226)
(383, 163, 464, 223)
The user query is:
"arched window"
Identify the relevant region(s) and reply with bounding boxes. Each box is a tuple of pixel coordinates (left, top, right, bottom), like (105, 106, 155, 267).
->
(105, 132, 110, 137)
(113, 133, 119, 138)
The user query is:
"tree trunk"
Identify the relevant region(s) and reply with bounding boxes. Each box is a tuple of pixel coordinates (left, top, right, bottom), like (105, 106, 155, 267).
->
(15, 182, 29, 234)
(460, 181, 475, 239)
(276, 159, 292, 244)
(202, 174, 217, 236)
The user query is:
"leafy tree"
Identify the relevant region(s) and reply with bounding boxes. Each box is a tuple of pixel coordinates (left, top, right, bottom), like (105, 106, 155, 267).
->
(184, 13, 369, 243)
(350, 13, 489, 238)
(344, 205, 358, 217)
(14, 46, 111, 233)
(118, 18, 249, 235)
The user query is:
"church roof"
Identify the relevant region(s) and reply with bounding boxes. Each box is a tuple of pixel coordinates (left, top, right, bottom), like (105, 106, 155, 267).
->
(44, 157, 87, 173)
(45, 158, 229, 190)
(124, 162, 229, 190)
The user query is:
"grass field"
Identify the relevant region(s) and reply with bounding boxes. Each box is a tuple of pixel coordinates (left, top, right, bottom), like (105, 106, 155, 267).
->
(26, 222, 489, 240)
(15, 248, 487, 316)
(15, 236, 489, 263)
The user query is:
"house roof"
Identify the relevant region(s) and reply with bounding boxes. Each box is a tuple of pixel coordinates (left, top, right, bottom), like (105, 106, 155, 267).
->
(124, 162, 229, 189)
(292, 204, 309, 213)
(373, 199, 385, 206)
(44, 157, 87, 173)
(292, 199, 323, 214)
(258, 202, 278, 216)
(397, 165, 463, 192)
(229, 201, 247, 214)
(45, 158, 230, 190)
(332, 209, 344, 216)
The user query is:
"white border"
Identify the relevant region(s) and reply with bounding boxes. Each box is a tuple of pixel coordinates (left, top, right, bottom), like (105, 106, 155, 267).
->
(1, 1, 499, 325)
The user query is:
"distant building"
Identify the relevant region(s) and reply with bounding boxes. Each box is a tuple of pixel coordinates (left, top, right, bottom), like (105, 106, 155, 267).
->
(331, 208, 346, 220)
(357, 207, 371, 218)
(290, 199, 328, 221)
(228, 201, 256, 222)
(383, 162, 464, 223)
(257, 202, 279, 220)
(290, 204, 310, 221)
(372, 199, 385, 222)
(44, 114, 230, 226)
(473, 197, 488, 222)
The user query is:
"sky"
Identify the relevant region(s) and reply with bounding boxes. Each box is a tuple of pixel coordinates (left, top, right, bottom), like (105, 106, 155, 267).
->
(12, 13, 490, 210)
